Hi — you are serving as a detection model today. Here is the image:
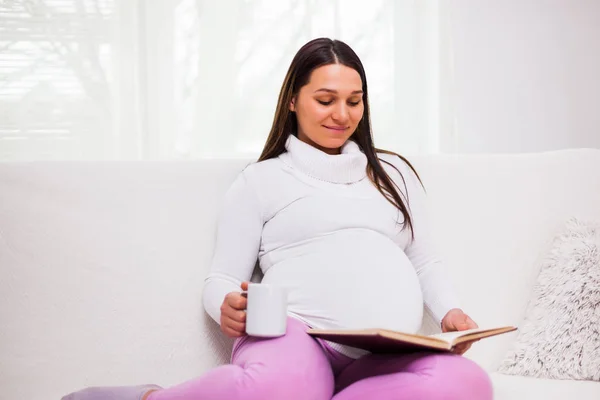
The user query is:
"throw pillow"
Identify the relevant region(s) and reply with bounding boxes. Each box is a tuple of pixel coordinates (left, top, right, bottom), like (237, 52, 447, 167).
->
(498, 217, 600, 381)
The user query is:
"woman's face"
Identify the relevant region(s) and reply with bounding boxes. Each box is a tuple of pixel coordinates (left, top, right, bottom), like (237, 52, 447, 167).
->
(290, 64, 364, 155)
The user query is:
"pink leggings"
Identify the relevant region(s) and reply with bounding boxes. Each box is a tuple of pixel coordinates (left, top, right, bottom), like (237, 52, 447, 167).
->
(148, 317, 493, 400)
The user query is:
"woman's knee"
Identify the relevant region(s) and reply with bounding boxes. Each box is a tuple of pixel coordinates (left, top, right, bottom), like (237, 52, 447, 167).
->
(231, 317, 335, 400)
(425, 354, 493, 400)
(238, 361, 334, 400)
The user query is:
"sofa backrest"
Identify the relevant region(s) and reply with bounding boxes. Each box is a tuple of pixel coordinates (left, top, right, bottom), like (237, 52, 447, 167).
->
(410, 149, 600, 369)
(1, 149, 599, 399)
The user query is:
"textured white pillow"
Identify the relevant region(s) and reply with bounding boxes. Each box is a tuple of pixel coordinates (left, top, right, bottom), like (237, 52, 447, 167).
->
(498, 218, 600, 381)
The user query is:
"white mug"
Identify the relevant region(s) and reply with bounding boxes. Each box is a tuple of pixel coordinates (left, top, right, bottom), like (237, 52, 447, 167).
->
(245, 283, 288, 337)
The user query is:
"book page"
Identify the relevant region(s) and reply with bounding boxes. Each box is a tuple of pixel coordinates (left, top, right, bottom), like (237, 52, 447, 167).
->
(428, 328, 490, 343)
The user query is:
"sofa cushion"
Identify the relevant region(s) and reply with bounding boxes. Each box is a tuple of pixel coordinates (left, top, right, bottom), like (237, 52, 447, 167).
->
(491, 373, 600, 400)
(497, 218, 600, 380)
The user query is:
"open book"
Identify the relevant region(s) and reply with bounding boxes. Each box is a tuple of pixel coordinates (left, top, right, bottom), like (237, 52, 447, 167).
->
(307, 326, 517, 353)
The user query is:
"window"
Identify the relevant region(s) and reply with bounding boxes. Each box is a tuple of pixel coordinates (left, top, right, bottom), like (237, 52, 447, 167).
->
(0, 0, 440, 160)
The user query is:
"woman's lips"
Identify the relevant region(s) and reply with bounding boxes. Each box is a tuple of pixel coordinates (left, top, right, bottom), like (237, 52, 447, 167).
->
(323, 125, 348, 133)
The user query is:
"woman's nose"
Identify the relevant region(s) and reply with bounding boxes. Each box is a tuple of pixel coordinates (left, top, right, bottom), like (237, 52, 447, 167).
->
(332, 104, 349, 123)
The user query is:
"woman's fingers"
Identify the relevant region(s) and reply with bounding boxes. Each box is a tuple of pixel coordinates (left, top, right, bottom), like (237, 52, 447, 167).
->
(465, 315, 478, 329)
(220, 290, 248, 338)
(223, 309, 246, 324)
(453, 340, 477, 355)
(225, 292, 247, 311)
(453, 344, 470, 355)
(220, 311, 246, 338)
(224, 318, 246, 334)
(222, 325, 245, 338)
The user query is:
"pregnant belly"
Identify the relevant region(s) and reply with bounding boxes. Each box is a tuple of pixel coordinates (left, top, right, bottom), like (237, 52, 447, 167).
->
(261, 229, 424, 333)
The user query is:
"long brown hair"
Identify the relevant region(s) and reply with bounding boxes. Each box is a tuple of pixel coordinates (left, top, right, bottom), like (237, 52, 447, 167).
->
(258, 38, 423, 238)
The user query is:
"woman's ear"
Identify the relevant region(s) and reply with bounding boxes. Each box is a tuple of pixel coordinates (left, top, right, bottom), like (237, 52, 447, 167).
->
(289, 97, 296, 112)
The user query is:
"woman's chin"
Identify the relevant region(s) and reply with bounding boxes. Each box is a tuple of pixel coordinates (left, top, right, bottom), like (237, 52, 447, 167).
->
(317, 136, 351, 150)
(298, 131, 352, 154)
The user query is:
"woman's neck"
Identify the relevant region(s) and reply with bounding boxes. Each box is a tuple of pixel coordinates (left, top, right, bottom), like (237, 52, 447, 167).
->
(296, 132, 341, 155)
(280, 134, 367, 184)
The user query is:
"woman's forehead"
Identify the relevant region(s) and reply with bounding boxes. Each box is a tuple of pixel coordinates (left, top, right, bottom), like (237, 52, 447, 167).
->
(305, 64, 362, 92)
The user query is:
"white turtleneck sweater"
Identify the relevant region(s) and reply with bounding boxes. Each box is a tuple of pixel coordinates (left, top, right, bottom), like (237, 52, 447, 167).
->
(202, 135, 460, 358)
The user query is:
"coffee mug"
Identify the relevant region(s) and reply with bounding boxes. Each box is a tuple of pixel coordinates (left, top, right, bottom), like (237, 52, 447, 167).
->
(245, 283, 288, 337)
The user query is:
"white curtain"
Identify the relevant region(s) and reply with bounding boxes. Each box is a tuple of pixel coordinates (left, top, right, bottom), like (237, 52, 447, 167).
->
(0, 0, 442, 161)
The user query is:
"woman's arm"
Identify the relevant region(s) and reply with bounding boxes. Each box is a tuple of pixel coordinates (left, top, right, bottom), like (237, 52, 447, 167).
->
(400, 162, 480, 353)
(202, 170, 264, 324)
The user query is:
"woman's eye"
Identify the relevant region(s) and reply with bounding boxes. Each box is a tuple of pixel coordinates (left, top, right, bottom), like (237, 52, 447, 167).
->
(317, 100, 333, 106)
(348, 101, 361, 106)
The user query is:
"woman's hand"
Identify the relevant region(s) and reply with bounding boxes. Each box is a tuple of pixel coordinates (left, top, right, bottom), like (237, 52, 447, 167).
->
(220, 282, 249, 338)
(441, 308, 479, 355)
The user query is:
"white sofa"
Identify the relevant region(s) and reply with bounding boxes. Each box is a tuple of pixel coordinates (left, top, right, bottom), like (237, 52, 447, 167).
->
(1, 149, 599, 400)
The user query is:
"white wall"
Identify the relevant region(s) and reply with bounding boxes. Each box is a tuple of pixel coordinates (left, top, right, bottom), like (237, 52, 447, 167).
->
(440, 0, 600, 153)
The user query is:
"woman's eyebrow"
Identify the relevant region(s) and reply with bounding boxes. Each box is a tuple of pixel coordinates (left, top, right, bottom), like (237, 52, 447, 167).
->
(314, 88, 364, 95)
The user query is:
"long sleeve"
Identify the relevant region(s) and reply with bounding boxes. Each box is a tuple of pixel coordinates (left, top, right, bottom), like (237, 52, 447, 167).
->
(401, 164, 462, 324)
(202, 170, 264, 324)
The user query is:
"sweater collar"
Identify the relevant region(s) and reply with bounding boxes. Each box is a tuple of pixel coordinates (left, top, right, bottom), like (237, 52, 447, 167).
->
(280, 134, 368, 184)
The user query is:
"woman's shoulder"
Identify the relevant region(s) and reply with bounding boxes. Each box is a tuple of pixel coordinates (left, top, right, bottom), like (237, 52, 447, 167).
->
(223, 158, 286, 207)
(240, 157, 286, 180)
(230, 157, 289, 195)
